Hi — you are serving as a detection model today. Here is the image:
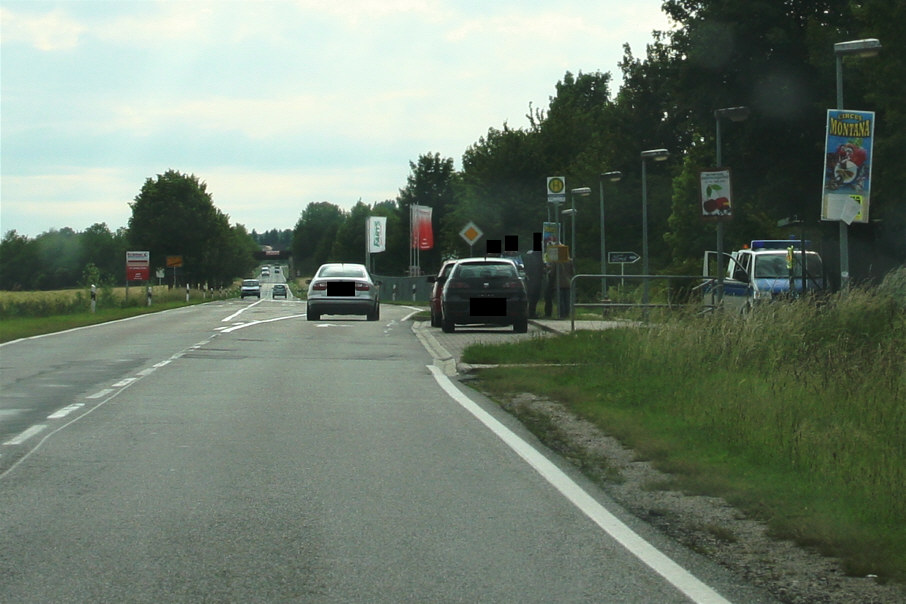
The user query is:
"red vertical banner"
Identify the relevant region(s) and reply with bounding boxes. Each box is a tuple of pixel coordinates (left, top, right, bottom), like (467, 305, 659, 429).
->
(410, 204, 433, 250)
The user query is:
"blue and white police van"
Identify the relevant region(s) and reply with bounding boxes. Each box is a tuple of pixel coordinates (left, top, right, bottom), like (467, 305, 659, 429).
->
(702, 239, 825, 313)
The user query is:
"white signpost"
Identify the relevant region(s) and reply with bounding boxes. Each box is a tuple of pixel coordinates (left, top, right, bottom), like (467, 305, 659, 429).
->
(546, 176, 566, 204)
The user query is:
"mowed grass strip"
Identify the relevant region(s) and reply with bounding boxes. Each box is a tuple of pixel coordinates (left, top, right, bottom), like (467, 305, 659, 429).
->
(462, 273, 906, 583)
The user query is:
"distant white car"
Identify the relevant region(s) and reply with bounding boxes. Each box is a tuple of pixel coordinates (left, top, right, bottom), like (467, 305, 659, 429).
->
(306, 263, 380, 321)
(240, 279, 261, 299)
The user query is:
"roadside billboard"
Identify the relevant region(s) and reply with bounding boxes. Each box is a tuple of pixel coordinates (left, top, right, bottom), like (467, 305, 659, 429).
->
(821, 109, 875, 224)
(126, 251, 150, 281)
(700, 169, 733, 220)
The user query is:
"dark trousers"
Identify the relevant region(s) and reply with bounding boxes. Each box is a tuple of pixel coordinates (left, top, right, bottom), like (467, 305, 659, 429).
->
(558, 288, 570, 318)
(528, 290, 541, 318)
(543, 287, 554, 318)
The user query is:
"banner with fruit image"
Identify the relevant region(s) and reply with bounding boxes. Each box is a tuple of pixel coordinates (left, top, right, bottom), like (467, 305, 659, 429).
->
(700, 169, 732, 221)
(821, 109, 874, 224)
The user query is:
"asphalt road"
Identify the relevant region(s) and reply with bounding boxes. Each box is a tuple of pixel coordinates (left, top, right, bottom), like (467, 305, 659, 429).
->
(0, 298, 774, 603)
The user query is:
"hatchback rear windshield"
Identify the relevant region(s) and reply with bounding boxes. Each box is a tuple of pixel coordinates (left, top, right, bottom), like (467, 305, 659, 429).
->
(455, 262, 517, 279)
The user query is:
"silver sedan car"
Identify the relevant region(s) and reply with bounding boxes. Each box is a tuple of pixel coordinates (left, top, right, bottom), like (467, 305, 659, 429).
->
(306, 263, 380, 321)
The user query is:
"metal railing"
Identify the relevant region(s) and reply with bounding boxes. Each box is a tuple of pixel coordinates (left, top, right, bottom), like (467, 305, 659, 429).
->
(568, 273, 714, 331)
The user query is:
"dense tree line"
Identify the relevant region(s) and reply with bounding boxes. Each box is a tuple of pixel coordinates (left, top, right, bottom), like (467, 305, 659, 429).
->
(0, 225, 128, 290)
(1, 171, 259, 290)
(251, 228, 293, 251)
(293, 0, 903, 284)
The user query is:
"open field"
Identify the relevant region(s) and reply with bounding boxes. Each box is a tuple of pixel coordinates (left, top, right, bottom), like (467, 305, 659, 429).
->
(462, 269, 906, 584)
(0, 285, 229, 342)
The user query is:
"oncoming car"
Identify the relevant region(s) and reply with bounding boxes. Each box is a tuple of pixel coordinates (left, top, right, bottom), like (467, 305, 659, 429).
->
(306, 263, 380, 321)
(440, 258, 528, 333)
(240, 279, 261, 299)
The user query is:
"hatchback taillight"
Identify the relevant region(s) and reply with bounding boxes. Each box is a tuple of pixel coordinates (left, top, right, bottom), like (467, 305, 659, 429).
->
(447, 280, 469, 289)
(503, 280, 523, 289)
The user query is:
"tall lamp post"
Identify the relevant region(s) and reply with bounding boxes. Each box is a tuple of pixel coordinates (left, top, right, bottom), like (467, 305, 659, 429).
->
(640, 149, 670, 305)
(834, 38, 881, 290)
(599, 171, 622, 298)
(566, 187, 591, 263)
(714, 106, 750, 305)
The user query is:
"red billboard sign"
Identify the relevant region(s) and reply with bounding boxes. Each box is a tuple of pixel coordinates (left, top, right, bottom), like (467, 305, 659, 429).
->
(126, 251, 150, 282)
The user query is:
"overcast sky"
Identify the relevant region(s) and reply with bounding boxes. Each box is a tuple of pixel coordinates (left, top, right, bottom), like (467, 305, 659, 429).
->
(1, 0, 673, 238)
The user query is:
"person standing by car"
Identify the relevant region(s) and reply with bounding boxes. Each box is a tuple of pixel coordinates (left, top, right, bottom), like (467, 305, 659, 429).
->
(523, 250, 544, 319)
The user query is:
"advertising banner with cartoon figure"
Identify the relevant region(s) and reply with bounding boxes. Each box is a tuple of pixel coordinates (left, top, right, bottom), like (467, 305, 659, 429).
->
(822, 109, 874, 224)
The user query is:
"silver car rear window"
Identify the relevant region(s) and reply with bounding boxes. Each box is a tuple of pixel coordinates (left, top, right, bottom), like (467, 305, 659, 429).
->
(320, 267, 366, 279)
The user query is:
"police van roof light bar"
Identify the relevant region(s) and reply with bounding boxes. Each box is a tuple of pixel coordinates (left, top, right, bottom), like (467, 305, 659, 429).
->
(750, 239, 812, 250)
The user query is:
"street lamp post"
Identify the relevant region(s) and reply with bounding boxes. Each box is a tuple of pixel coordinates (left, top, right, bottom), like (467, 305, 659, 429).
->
(834, 38, 881, 290)
(640, 149, 669, 305)
(599, 171, 622, 298)
(714, 106, 750, 305)
(567, 187, 591, 264)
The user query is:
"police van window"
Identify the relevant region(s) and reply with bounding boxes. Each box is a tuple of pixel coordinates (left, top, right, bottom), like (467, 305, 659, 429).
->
(733, 254, 750, 281)
(755, 255, 789, 279)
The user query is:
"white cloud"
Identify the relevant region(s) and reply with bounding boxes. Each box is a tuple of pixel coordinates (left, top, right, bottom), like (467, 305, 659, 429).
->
(0, 6, 85, 51)
(1, 0, 674, 237)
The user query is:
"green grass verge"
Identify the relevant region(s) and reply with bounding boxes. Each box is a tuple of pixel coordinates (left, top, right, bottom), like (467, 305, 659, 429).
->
(462, 274, 906, 584)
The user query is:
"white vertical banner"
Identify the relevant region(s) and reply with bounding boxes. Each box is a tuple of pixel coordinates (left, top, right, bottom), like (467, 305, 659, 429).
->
(367, 216, 387, 253)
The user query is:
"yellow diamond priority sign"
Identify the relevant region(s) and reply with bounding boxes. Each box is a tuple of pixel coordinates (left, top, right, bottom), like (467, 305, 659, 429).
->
(459, 221, 483, 246)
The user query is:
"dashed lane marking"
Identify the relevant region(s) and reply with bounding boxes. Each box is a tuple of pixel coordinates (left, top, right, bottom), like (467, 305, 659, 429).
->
(47, 403, 85, 419)
(3, 424, 48, 446)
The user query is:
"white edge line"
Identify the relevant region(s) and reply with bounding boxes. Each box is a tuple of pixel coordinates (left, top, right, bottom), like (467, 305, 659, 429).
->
(0, 303, 207, 348)
(426, 364, 731, 604)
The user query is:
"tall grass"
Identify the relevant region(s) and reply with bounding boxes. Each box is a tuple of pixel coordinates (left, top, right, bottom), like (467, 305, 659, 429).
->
(463, 267, 906, 581)
(0, 285, 231, 342)
(0, 285, 227, 318)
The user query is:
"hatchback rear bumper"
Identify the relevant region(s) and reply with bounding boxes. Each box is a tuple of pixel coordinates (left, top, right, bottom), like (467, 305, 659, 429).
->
(307, 298, 377, 315)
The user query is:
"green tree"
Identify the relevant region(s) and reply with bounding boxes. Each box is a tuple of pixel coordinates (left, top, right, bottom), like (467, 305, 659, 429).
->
(0, 230, 38, 290)
(33, 228, 82, 289)
(655, 0, 905, 282)
(80, 223, 124, 284)
(128, 170, 245, 285)
(452, 125, 547, 258)
(292, 202, 345, 275)
(397, 153, 457, 271)
(330, 202, 372, 264)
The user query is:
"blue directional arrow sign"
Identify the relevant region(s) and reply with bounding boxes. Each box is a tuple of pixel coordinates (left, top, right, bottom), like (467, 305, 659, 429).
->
(608, 251, 640, 264)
